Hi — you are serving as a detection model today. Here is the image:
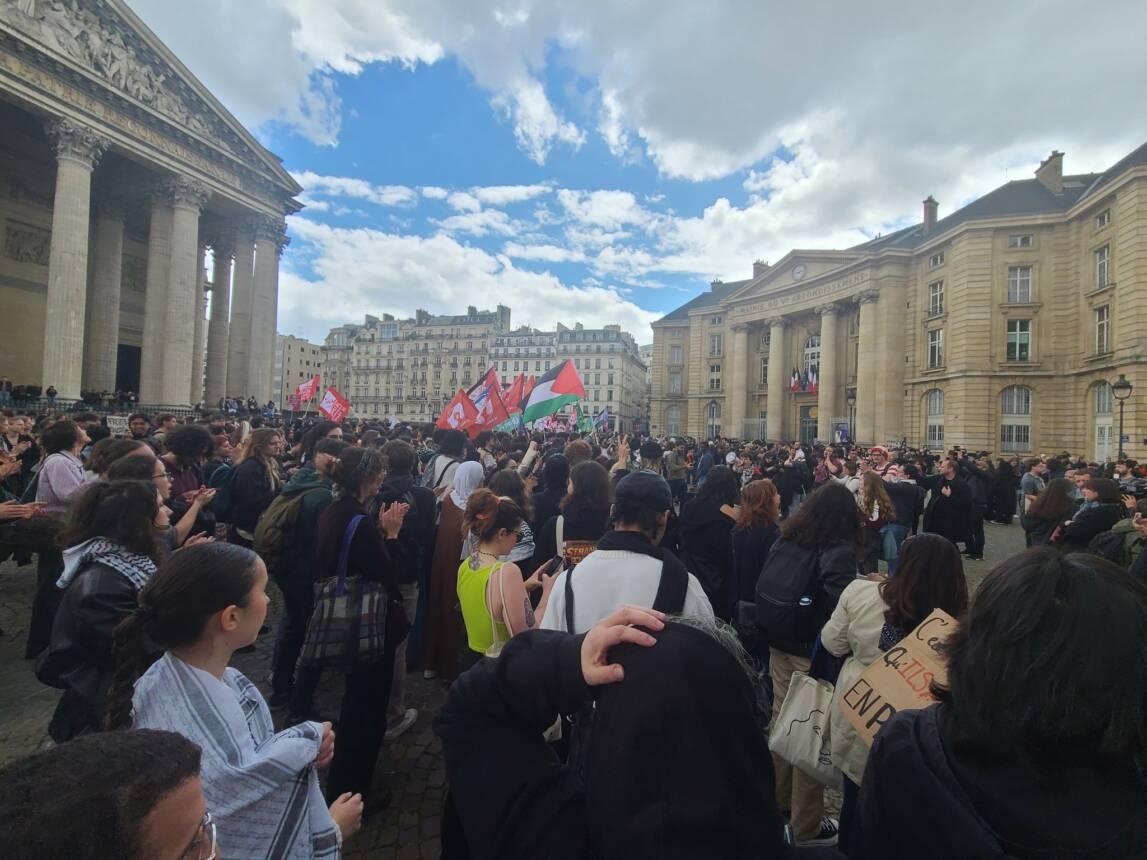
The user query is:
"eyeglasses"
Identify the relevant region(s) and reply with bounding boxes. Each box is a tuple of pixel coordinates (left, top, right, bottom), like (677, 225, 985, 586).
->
(180, 812, 217, 860)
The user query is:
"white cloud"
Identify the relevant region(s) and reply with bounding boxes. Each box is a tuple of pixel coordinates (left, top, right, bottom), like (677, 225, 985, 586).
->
(291, 171, 419, 206)
(279, 217, 659, 342)
(470, 184, 551, 205)
(556, 189, 656, 231)
(492, 78, 586, 164)
(434, 209, 518, 237)
(420, 186, 449, 199)
(503, 243, 587, 263)
(446, 191, 482, 213)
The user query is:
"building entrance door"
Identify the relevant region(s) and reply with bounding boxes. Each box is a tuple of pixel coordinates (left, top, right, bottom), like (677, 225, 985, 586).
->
(799, 405, 817, 446)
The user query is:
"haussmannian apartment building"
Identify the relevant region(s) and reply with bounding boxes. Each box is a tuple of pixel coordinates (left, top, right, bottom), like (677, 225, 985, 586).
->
(650, 143, 1147, 461)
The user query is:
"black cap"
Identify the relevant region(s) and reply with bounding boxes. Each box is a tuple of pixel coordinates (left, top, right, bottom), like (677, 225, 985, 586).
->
(639, 440, 664, 461)
(614, 471, 673, 512)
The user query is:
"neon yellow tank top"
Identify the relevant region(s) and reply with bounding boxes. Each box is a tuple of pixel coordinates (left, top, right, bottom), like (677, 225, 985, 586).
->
(456, 556, 511, 655)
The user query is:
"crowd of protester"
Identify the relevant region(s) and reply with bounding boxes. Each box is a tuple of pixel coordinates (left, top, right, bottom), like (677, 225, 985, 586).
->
(1, 405, 1146, 858)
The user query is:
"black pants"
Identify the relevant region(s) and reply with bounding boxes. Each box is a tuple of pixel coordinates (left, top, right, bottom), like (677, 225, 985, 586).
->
(27, 547, 63, 658)
(324, 651, 396, 802)
(839, 775, 861, 856)
(668, 478, 688, 509)
(860, 527, 882, 573)
(271, 575, 315, 696)
(966, 504, 986, 558)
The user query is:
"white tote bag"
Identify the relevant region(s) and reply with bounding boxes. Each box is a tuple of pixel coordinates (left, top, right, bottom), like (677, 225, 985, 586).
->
(768, 671, 842, 790)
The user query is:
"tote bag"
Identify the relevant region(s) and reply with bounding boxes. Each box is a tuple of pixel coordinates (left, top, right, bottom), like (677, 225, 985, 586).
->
(768, 670, 842, 790)
(299, 515, 389, 668)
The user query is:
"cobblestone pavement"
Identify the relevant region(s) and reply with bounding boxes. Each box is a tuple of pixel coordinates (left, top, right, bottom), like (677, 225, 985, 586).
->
(0, 520, 1026, 857)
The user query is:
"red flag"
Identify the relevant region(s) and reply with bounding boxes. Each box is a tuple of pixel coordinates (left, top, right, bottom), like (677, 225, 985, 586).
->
(317, 386, 350, 422)
(523, 374, 537, 402)
(468, 369, 511, 434)
(294, 374, 321, 404)
(436, 388, 479, 431)
(503, 374, 525, 415)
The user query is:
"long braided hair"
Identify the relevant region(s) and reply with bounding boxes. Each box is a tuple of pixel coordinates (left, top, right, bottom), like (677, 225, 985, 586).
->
(105, 543, 260, 730)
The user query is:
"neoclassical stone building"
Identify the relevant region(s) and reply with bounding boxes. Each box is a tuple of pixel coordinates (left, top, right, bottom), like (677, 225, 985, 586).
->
(0, 0, 300, 406)
(651, 142, 1147, 460)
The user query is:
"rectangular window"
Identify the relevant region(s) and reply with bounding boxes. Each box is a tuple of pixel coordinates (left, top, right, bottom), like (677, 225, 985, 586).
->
(1095, 245, 1110, 288)
(1096, 209, 1111, 229)
(928, 280, 944, 316)
(1000, 423, 1031, 453)
(607, 373, 614, 385)
(1006, 319, 1032, 362)
(927, 329, 944, 368)
(1007, 234, 1033, 248)
(595, 359, 602, 369)
(669, 372, 682, 394)
(607, 389, 613, 401)
(929, 251, 945, 269)
(1095, 305, 1110, 354)
(709, 363, 721, 391)
(711, 315, 722, 325)
(535, 361, 541, 371)
(760, 356, 769, 385)
(1007, 266, 1032, 303)
(709, 334, 723, 356)
(669, 345, 683, 364)
(927, 421, 944, 447)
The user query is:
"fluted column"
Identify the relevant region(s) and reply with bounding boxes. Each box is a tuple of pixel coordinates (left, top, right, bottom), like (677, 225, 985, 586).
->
(249, 214, 286, 403)
(815, 303, 839, 443)
(189, 241, 208, 405)
(41, 119, 107, 398)
(154, 176, 210, 405)
(226, 225, 256, 398)
(204, 233, 233, 405)
(140, 188, 173, 403)
(765, 317, 787, 441)
(854, 289, 880, 444)
(729, 324, 749, 439)
(83, 194, 125, 393)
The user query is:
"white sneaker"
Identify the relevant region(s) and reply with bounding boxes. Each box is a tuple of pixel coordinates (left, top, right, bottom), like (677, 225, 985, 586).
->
(797, 817, 839, 846)
(385, 708, 418, 742)
(423, 669, 438, 680)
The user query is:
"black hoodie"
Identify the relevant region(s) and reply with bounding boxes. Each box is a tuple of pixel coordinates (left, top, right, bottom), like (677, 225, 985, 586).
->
(856, 705, 1147, 859)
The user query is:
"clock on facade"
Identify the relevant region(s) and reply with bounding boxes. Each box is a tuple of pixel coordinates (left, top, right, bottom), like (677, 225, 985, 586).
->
(792, 264, 807, 280)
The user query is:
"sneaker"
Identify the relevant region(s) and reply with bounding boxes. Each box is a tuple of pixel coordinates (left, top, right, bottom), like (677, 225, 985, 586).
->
(797, 817, 839, 846)
(384, 708, 418, 741)
(423, 669, 438, 680)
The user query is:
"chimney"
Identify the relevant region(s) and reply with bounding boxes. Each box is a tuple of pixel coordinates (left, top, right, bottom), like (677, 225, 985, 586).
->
(922, 196, 938, 233)
(467, 305, 477, 316)
(1035, 150, 1064, 194)
(753, 260, 769, 278)
(710, 278, 724, 292)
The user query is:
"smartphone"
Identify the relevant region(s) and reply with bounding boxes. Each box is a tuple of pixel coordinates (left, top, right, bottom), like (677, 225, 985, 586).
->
(542, 556, 563, 577)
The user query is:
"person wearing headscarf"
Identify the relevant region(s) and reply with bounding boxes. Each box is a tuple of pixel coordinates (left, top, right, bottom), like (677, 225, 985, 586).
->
(436, 608, 788, 860)
(422, 462, 485, 680)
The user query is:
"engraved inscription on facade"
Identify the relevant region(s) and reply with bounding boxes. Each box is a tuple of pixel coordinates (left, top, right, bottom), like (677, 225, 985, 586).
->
(3, 221, 50, 265)
(732, 269, 871, 319)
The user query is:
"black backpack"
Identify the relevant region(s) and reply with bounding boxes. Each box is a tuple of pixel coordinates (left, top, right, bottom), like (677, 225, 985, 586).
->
(755, 540, 823, 649)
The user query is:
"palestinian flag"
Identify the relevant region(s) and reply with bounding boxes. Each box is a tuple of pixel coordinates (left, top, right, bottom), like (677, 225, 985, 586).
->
(522, 360, 586, 422)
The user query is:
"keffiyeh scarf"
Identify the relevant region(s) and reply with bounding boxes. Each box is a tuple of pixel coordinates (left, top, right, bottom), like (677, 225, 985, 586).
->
(57, 537, 157, 591)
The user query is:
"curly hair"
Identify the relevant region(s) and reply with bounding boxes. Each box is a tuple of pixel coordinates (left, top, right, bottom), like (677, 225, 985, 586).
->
(779, 481, 862, 550)
(58, 481, 161, 562)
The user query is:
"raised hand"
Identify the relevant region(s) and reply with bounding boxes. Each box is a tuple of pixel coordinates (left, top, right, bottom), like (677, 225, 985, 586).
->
(580, 605, 666, 686)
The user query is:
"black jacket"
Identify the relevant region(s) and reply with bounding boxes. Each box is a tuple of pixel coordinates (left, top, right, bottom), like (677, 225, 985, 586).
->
(922, 475, 972, 543)
(36, 563, 158, 741)
(857, 705, 1147, 859)
(436, 625, 787, 860)
(317, 495, 406, 588)
(376, 474, 437, 584)
(680, 497, 736, 620)
(1059, 503, 1123, 552)
(731, 521, 779, 606)
(229, 457, 278, 533)
(884, 480, 924, 530)
(757, 538, 857, 655)
(959, 458, 992, 507)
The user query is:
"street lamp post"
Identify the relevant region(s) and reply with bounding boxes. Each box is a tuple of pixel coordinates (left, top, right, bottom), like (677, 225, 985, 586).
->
(1112, 373, 1133, 460)
(845, 386, 857, 444)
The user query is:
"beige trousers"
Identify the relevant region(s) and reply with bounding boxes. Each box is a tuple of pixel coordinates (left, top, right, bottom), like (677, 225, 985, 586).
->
(770, 650, 826, 840)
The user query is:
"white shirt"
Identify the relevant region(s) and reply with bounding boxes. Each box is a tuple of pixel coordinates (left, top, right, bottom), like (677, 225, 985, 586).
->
(540, 549, 715, 633)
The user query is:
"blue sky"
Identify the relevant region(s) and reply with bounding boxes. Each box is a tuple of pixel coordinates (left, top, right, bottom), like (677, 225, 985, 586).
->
(129, 0, 1147, 345)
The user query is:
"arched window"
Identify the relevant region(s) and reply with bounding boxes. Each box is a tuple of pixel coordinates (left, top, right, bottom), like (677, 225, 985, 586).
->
(803, 335, 821, 377)
(706, 400, 721, 439)
(665, 406, 682, 436)
(924, 389, 944, 448)
(1093, 381, 1114, 461)
(1000, 386, 1032, 453)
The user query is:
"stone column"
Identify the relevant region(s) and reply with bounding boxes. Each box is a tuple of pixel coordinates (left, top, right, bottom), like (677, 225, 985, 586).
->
(854, 289, 880, 444)
(248, 214, 286, 403)
(140, 188, 174, 404)
(226, 225, 256, 399)
(189, 241, 208, 405)
(83, 194, 125, 393)
(815, 303, 839, 443)
(204, 233, 233, 406)
(765, 317, 787, 441)
(41, 119, 107, 398)
(729, 324, 749, 439)
(155, 176, 210, 405)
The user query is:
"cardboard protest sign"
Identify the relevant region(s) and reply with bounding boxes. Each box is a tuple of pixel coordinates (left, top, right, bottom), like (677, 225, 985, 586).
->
(106, 415, 130, 436)
(838, 609, 957, 747)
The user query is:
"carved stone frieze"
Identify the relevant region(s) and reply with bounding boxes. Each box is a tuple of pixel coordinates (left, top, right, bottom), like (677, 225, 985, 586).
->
(248, 211, 287, 243)
(4, 220, 51, 265)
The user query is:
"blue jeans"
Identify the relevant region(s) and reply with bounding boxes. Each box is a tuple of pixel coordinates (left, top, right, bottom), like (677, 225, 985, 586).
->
(881, 524, 910, 575)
